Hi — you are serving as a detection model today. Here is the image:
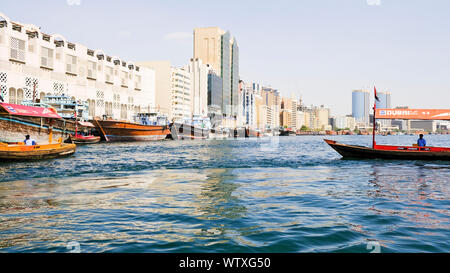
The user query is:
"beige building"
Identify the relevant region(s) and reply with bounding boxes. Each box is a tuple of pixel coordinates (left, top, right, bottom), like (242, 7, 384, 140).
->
(257, 87, 281, 131)
(280, 95, 300, 130)
(137, 61, 192, 121)
(194, 27, 239, 117)
(296, 111, 305, 130)
(193, 27, 225, 75)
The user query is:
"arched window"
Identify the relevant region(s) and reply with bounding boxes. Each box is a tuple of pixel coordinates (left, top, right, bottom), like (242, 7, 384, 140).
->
(8, 87, 16, 104)
(120, 104, 127, 120)
(88, 99, 96, 118)
(16, 89, 24, 104)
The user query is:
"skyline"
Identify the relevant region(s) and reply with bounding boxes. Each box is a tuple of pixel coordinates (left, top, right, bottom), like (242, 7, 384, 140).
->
(1, 0, 449, 115)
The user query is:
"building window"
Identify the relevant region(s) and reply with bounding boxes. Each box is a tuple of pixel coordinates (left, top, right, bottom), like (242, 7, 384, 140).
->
(106, 66, 113, 83)
(10, 37, 26, 62)
(87, 61, 97, 79)
(121, 71, 128, 86)
(66, 54, 77, 74)
(135, 75, 141, 90)
(41, 47, 54, 68)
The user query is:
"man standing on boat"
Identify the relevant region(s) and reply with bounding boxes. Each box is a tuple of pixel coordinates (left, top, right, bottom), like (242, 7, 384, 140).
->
(417, 134, 426, 147)
(24, 135, 36, 146)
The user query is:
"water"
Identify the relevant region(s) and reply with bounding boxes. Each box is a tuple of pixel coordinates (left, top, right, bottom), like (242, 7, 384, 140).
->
(0, 135, 449, 253)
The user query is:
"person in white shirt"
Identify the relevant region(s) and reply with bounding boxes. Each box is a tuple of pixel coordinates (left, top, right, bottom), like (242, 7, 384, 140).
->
(24, 135, 36, 146)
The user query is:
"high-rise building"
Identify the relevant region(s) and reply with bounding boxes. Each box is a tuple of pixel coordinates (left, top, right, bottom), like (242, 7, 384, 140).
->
(280, 96, 294, 129)
(260, 87, 281, 130)
(352, 90, 370, 125)
(185, 58, 208, 117)
(193, 27, 239, 117)
(376, 91, 391, 109)
(240, 81, 257, 128)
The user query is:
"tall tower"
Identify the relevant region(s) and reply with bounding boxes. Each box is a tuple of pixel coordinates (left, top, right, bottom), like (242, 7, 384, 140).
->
(352, 90, 370, 125)
(194, 27, 239, 117)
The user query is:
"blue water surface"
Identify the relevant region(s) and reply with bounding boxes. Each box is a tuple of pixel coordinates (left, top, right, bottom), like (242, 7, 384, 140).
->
(0, 135, 449, 253)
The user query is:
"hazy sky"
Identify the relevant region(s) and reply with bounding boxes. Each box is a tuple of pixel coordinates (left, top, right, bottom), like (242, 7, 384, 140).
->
(2, 0, 449, 115)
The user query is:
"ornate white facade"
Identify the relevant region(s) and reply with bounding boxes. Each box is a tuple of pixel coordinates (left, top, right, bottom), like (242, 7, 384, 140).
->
(0, 12, 155, 121)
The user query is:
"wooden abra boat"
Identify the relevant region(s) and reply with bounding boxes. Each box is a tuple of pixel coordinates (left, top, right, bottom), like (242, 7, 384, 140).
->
(68, 121, 101, 144)
(0, 102, 74, 143)
(93, 114, 170, 142)
(0, 141, 76, 161)
(68, 134, 101, 144)
(324, 139, 450, 160)
(324, 87, 450, 161)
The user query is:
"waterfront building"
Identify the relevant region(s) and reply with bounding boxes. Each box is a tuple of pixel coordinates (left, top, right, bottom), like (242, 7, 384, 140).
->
(296, 111, 305, 130)
(255, 93, 267, 131)
(207, 68, 223, 128)
(313, 105, 330, 130)
(280, 110, 291, 129)
(137, 61, 192, 121)
(0, 12, 155, 121)
(410, 120, 436, 133)
(375, 91, 391, 109)
(239, 81, 259, 129)
(185, 58, 208, 117)
(352, 89, 370, 125)
(335, 115, 356, 131)
(280, 96, 295, 130)
(193, 27, 239, 117)
(260, 86, 281, 130)
(171, 67, 192, 120)
(376, 91, 392, 128)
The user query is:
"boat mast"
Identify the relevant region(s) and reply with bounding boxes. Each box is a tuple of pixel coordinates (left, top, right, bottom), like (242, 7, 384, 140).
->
(372, 86, 377, 148)
(74, 108, 78, 137)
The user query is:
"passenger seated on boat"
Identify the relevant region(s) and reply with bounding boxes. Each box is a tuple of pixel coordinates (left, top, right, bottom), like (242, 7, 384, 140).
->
(417, 134, 426, 147)
(24, 135, 36, 146)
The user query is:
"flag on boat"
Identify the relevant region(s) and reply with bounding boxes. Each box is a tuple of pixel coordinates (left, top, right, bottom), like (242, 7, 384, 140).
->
(374, 86, 380, 102)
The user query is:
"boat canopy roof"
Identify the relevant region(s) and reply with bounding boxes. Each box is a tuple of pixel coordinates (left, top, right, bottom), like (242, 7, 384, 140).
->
(78, 121, 94, 127)
(0, 102, 61, 119)
(376, 109, 450, 120)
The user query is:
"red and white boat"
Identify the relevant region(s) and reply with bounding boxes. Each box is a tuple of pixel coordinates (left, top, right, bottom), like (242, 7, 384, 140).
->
(325, 87, 450, 160)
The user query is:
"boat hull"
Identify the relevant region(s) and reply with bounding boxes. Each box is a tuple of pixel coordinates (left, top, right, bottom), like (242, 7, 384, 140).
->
(324, 139, 450, 160)
(69, 135, 101, 144)
(94, 120, 170, 142)
(170, 123, 209, 140)
(0, 115, 74, 143)
(0, 143, 76, 161)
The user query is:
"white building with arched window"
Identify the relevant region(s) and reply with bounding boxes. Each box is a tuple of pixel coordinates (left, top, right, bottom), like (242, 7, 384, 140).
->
(0, 12, 155, 121)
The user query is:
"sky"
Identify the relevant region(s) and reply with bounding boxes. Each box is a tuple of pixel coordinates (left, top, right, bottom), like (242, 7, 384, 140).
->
(1, 0, 449, 115)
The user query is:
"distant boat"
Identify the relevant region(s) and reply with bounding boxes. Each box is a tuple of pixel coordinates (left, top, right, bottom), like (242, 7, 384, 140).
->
(209, 128, 229, 139)
(93, 113, 170, 142)
(68, 134, 101, 144)
(280, 130, 296, 136)
(245, 128, 261, 138)
(169, 115, 211, 140)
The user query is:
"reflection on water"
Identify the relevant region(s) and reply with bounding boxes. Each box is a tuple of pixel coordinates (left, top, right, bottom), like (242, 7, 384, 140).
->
(0, 135, 449, 252)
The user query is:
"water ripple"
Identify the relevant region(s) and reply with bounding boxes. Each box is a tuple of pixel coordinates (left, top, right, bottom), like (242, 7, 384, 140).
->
(0, 135, 449, 252)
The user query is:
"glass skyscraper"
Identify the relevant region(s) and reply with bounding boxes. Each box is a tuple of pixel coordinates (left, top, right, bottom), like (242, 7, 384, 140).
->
(194, 27, 239, 118)
(375, 91, 391, 109)
(352, 90, 370, 124)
